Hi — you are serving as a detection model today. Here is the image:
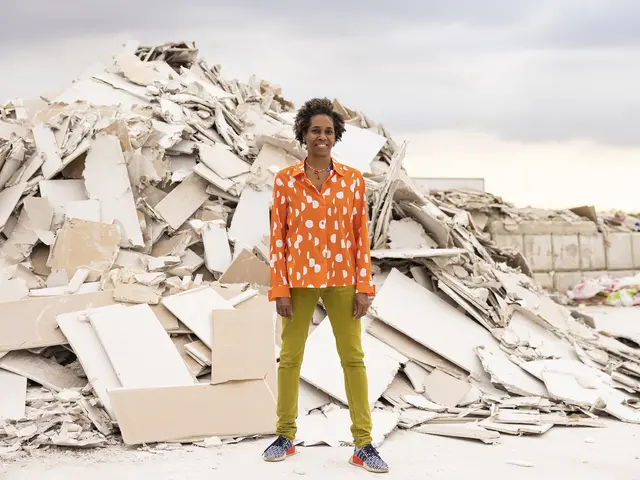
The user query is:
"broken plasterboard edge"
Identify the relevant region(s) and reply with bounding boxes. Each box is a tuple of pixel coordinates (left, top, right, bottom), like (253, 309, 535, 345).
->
(108, 379, 276, 445)
(301, 315, 406, 408)
(56, 305, 127, 419)
(33, 124, 63, 180)
(155, 173, 210, 230)
(370, 248, 464, 259)
(203, 220, 232, 273)
(228, 187, 271, 256)
(414, 423, 500, 444)
(0, 183, 28, 231)
(422, 369, 472, 408)
(0, 290, 118, 351)
(161, 287, 235, 348)
(83, 135, 144, 247)
(330, 124, 387, 174)
(370, 268, 495, 377)
(0, 369, 27, 420)
(89, 303, 195, 388)
(218, 248, 270, 286)
(198, 142, 251, 179)
(0, 350, 87, 392)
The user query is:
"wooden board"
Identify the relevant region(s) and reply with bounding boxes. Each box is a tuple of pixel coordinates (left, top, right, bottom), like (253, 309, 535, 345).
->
(109, 380, 276, 445)
(56, 305, 125, 419)
(0, 290, 117, 351)
(89, 304, 194, 388)
(0, 350, 86, 392)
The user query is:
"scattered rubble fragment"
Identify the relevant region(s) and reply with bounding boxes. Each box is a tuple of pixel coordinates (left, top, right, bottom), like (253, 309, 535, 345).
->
(2, 39, 640, 457)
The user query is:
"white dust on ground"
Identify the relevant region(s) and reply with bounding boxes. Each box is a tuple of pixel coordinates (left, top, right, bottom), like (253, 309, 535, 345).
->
(1, 419, 639, 480)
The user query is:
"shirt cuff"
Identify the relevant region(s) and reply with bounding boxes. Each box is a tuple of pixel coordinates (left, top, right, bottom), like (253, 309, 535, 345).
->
(268, 285, 291, 301)
(356, 282, 376, 296)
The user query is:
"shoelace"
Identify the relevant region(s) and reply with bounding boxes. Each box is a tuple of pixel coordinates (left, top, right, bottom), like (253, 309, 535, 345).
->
(359, 444, 381, 459)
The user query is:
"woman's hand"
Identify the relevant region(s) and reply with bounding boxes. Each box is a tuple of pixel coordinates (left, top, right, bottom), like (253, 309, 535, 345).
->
(276, 297, 293, 318)
(353, 293, 371, 319)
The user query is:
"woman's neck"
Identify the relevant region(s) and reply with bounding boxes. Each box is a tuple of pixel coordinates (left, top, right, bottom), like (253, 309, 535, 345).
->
(306, 154, 332, 169)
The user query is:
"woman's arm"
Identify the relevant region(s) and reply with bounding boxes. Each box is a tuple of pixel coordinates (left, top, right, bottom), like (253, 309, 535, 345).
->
(352, 172, 375, 296)
(268, 173, 291, 301)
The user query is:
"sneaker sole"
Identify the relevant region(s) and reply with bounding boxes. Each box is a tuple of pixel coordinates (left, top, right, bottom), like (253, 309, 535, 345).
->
(349, 457, 389, 473)
(263, 450, 297, 462)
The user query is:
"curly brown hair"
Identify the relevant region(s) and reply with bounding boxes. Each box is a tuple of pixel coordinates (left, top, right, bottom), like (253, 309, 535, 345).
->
(293, 98, 346, 146)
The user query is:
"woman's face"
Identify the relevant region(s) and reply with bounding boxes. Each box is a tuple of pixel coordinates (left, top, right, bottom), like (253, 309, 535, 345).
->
(304, 114, 335, 157)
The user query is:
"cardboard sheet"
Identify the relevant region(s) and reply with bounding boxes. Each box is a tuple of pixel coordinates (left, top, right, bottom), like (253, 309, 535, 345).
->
(300, 316, 406, 407)
(370, 268, 495, 377)
(0, 290, 117, 351)
(90, 304, 194, 388)
(108, 379, 276, 445)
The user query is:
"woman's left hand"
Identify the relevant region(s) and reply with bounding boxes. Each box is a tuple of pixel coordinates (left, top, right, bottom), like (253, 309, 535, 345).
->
(353, 292, 371, 319)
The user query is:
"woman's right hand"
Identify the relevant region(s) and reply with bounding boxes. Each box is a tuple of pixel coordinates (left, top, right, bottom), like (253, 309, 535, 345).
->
(276, 297, 293, 318)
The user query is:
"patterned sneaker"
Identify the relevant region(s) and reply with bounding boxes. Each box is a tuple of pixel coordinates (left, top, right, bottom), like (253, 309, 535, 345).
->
(262, 435, 296, 462)
(350, 444, 389, 473)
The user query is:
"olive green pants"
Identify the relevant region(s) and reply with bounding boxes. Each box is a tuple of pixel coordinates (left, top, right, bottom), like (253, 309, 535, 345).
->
(276, 286, 373, 448)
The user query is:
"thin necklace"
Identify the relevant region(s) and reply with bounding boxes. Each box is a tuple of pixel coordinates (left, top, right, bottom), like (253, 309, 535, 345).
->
(305, 159, 332, 180)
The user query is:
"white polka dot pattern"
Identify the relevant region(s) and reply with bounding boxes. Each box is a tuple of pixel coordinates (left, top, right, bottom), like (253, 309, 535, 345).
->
(267, 159, 375, 301)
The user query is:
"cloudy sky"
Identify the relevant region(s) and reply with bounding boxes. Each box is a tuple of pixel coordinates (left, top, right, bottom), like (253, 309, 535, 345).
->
(3, 1, 640, 210)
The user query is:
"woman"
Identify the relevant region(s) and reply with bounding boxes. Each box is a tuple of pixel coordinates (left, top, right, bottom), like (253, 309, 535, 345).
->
(262, 98, 389, 474)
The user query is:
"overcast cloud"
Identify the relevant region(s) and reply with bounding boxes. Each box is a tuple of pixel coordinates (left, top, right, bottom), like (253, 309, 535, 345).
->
(2, 0, 640, 146)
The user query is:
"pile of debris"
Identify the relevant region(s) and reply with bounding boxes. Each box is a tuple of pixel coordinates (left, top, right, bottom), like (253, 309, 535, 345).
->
(1, 40, 640, 456)
(430, 190, 640, 235)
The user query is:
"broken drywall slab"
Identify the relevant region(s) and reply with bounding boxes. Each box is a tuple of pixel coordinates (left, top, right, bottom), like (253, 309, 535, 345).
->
(0, 277, 29, 303)
(203, 220, 232, 274)
(0, 350, 86, 392)
(83, 134, 144, 247)
(298, 380, 332, 415)
(198, 142, 250, 179)
(150, 231, 193, 258)
(171, 335, 208, 379)
(112, 283, 161, 304)
(300, 315, 406, 407)
(295, 406, 398, 448)
(65, 199, 101, 222)
(370, 248, 464, 260)
(250, 143, 298, 182)
(193, 163, 236, 193)
(228, 187, 270, 255)
(39, 178, 88, 227)
(366, 319, 467, 378)
(161, 287, 234, 348)
(503, 309, 577, 361)
(479, 419, 553, 436)
(167, 249, 204, 277)
(108, 379, 276, 445)
(0, 290, 117, 351)
(56, 305, 126, 419)
(28, 282, 101, 297)
(0, 182, 27, 231)
(154, 173, 210, 230)
(0, 370, 27, 420)
(388, 217, 439, 250)
(211, 294, 275, 385)
(0, 196, 54, 265)
(89, 304, 194, 388)
(185, 340, 212, 367)
(370, 268, 495, 377)
(422, 369, 472, 408)
(218, 248, 270, 286)
(33, 124, 64, 179)
(398, 408, 439, 429)
(475, 346, 548, 398)
(331, 124, 386, 174)
(414, 423, 500, 444)
(149, 304, 180, 331)
(47, 218, 121, 282)
(581, 306, 640, 346)
(404, 361, 430, 393)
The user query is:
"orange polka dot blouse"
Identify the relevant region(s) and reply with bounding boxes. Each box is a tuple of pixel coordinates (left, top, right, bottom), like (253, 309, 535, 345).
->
(268, 159, 375, 301)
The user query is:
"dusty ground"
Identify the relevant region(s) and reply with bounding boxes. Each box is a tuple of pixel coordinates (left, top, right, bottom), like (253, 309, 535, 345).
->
(1, 419, 639, 480)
